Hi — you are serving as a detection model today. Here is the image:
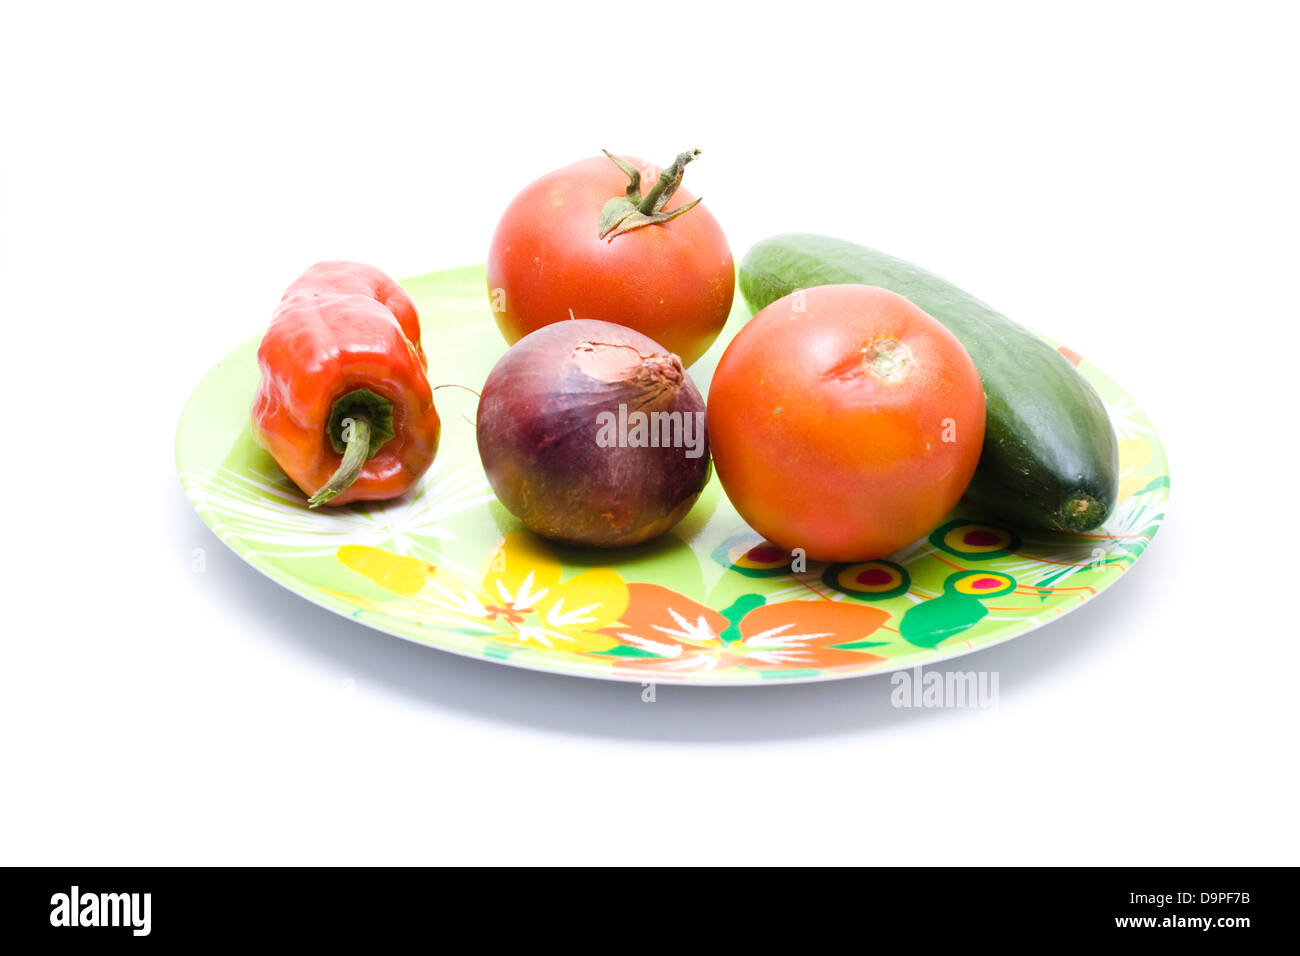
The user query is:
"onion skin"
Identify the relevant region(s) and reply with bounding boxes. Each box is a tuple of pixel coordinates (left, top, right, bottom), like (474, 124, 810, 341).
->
(477, 319, 710, 548)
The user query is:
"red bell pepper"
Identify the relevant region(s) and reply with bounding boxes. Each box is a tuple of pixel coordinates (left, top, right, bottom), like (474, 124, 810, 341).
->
(251, 261, 441, 506)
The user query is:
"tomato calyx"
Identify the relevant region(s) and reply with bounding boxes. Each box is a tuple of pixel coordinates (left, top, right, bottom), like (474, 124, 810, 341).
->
(597, 148, 704, 240)
(862, 338, 914, 382)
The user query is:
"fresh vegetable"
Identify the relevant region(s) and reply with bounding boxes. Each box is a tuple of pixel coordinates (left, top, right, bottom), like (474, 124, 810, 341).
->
(708, 284, 985, 562)
(477, 319, 710, 548)
(251, 261, 441, 507)
(486, 149, 734, 367)
(739, 234, 1119, 532)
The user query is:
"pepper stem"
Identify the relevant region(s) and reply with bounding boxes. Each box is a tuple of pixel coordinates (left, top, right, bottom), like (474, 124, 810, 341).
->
(309, 412, 372, 508)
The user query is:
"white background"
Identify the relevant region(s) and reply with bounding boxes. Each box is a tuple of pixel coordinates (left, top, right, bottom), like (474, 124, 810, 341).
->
(2, 1, 1297, 865)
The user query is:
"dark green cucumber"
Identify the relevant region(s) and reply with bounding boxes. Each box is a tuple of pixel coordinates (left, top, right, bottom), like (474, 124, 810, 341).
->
(739, 234, 1118, 532)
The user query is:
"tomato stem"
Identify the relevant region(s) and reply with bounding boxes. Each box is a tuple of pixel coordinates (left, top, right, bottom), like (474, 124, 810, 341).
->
(637, 149, 699, 214)
(598, 148, 704, 240)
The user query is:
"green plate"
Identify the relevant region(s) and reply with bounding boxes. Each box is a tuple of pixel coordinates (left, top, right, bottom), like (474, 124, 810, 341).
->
(176, 265, 1168, 685)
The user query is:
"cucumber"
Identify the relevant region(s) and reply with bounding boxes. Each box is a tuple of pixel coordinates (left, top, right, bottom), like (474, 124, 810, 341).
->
(739, 234, 1118, 532)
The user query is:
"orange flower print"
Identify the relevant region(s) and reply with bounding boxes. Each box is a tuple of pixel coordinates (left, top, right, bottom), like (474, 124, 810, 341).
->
(607, 583, 890, 675)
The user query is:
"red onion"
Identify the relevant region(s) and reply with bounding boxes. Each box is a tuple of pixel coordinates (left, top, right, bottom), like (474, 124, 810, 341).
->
(477, 319, 710, 548)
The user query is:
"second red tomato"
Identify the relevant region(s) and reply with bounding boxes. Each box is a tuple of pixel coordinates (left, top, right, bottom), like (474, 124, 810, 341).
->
(486, 151, 734, 367)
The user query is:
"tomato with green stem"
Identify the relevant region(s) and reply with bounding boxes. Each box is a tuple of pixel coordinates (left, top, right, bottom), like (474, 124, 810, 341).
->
(486, 149, 734, 367)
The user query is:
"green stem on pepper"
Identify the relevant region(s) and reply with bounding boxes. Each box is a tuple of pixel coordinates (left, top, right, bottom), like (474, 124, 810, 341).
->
(309, 412, 373, 507)
(306, 388, 396, 507)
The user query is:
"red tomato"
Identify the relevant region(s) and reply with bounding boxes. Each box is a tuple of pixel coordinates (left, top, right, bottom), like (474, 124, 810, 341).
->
(708, 285, 986, 562)
(486, 152, 734, 367)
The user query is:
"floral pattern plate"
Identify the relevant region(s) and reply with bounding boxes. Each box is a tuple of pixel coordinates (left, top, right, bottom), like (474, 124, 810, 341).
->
(176, 265, 1168, 685)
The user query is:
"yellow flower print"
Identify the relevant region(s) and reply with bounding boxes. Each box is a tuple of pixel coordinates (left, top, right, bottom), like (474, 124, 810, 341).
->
(333, 533, 626, 654)
(1116, 439, 1155, 500)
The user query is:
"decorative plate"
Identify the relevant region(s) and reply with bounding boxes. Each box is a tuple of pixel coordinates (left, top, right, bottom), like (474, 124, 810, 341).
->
(176, 265, 1168, 685)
